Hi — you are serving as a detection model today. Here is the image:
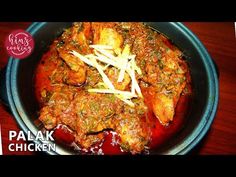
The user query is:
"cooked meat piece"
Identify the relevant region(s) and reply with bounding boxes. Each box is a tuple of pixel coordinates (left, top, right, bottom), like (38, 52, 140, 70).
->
(58, 49, 85, 72)
(127, 23, 189, 125)
(151, 52, 187, 125)
(70, 22, 91, 54)
(114, 99, 149, 154)
(115, 114, 150, 154)
(39, 85, 77, 129)
(38, 88, 109, 148)
(58, 49, 87, 86)
(96, 28, 123, 49)
(39, 106, 57, 130)
(91, 23, 116, 45)
(106, 67, 130, 91)
(74, 91, 123, 133)
(152, 93, 174, 125)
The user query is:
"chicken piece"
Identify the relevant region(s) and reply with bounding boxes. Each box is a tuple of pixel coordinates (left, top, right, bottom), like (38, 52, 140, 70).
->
(74, 92, 123, 133)
(115, 112, 150, 154)
(152, 93, 174, 126)
(73, 92, 150, 151)
(72, 92, 123, 148)
(106, 67, 130, 90)
(39, 85, 78, 128)
(55, 22, 93, 86)
(71, 22, 91, 53)
(138, 29, 188, 126)
(39, 106, 57, 130)
(112, 99, 149, 154)
(58, 49, 86, 86)
(92, 23, 123, 50)
(64, 69, 86, 86)
(98, 28, 123, 49)
(71, 22, 91, 43)
(152, 73, 187, 126)
(58, 49, 84, 72)
(39, 87, 108, 148)
(91, 23, 115, 43)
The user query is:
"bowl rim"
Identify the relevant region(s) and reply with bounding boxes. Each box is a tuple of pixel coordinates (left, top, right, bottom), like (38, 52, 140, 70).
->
(6, 22, 219, 155)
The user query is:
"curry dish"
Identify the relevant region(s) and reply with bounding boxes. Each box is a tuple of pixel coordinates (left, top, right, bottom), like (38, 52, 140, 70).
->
(35, 22, 192, 154)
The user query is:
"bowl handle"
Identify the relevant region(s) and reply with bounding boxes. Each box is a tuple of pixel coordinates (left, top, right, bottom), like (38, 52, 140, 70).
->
(0, 67, 9, 107)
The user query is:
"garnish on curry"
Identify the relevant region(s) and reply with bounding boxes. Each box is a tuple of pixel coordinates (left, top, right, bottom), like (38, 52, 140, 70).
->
(35, 22, 192, 154)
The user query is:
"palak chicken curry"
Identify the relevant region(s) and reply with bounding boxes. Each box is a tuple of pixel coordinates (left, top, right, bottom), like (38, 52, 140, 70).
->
(35, 22, 192, 154)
